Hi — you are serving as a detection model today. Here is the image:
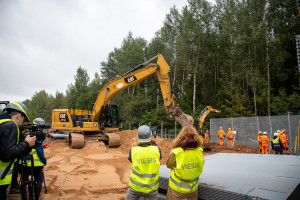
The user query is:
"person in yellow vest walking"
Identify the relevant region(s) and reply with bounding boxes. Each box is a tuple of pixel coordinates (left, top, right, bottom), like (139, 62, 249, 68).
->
(0, 102, 36, 200)
(20, 118, 47, 200)
(227, 128, 235, 147)
(166, 125, 204, 200)
(204, 130, 210, 144)
(217, 127, 225, 145)
(261, 132, 270, 154)
(125, 125, 162, 200)
(257, 131, 263, 154)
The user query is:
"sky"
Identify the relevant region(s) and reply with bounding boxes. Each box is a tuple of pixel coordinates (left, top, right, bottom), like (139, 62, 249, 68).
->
(0, 0, 213, 102)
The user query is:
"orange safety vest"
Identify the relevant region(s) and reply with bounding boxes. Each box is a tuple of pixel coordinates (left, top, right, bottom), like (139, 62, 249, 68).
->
(218, 130, 225, 139)
(205, 133, 209, 140)
(257, 135, 262, 146)
(227, 131, 234, 140)
(261, 135, 269, 147)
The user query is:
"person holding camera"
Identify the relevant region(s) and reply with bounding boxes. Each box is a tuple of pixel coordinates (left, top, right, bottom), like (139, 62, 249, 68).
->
(0, 102, 36, 200)
(20, 118, 47, 200)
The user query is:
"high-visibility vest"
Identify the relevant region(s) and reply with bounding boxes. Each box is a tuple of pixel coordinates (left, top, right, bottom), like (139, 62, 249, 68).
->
(0, 119, 19, 185)
(24, 149, 44, 167)
(129, 145, 160, 193)
(227, 131, 234, 140)
(169, 147, 204, 193)
(218, 130, 225, 139)
(261, 135, 269, 147)
(272, 137, 280, 149)
(205, 133, 209, 140)
(257, 135, 262, 146)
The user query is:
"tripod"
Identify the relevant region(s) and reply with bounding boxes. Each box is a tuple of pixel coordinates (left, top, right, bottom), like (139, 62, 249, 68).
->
(20, 152, 38, 200)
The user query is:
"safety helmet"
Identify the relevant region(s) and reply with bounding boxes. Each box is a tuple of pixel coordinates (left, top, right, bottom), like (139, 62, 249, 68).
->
(228, 128, 231, 130)
(220, 127, 222, 129)
(137, 125, 152, 143)
(33, 118, 45, 125)
(263, 132, 267, 135)
(274, 132, 278, 137)
(277, 130, 280, 133)
(258, 131, 263, 135)
(4, 102, 30, 122)
(282, 130, 285, 133)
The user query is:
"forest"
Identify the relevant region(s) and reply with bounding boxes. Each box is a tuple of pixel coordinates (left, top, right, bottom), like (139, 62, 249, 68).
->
(23, 0, 300, 129)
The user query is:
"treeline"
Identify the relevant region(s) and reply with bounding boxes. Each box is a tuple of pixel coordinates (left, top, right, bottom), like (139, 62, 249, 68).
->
(24, 0, 300, 129)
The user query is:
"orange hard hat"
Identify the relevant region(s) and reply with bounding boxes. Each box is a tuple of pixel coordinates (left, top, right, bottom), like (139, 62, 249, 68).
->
(258, 131, 263, 135)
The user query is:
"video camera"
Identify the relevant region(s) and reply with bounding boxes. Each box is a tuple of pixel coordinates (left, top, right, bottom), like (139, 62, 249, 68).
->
(19, 123, 51, 148)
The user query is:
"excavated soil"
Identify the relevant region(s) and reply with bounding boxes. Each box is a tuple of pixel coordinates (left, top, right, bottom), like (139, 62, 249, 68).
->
(8, 130, 259, 200)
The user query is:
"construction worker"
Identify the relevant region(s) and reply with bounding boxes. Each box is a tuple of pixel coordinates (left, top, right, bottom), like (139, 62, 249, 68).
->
(166, 125, 204, 200)
(261, 132, 270, 154)
(125, 125, 162, 200)
(227, 128, 235, 147)
(217, 127, 225, 145)
(271, 132, 283, 155)
(20, 118, 47, 200)
(204, 130, 210, 143)
(257, 131, 263, 154)
(282, 130, 290, 154)
(0, 102, 36, 200)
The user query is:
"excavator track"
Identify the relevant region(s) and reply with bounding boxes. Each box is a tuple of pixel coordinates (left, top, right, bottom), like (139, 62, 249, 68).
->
(69, 132, 85, 149)
(106, 133, 121, 148)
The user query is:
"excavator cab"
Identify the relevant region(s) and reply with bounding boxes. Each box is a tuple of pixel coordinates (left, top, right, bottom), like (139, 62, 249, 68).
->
(99, 104, 119, 129)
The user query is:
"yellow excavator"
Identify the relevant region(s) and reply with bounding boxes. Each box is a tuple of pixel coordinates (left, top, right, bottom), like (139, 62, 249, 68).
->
(52, 54, 193, 149)
(198, 106, 221, 136)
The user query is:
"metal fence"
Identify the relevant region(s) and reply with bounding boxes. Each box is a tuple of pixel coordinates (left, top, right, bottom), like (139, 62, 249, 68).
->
(210, 114, 300, 154)
(123, 114, 300, 154)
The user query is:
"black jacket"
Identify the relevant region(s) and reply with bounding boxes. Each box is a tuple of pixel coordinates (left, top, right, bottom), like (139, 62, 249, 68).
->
(0, 115, 30, 162)
(271, 136, 283, 150)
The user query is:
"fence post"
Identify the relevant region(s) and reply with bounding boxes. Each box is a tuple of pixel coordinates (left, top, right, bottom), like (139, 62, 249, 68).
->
(161, 121, 163, 137)
(149, 122, 151, 128)
(175, 121, 177, 138)
(129, 123, 131, 130)
(139, 122, 140, 127)
(288, 112, 292, 153)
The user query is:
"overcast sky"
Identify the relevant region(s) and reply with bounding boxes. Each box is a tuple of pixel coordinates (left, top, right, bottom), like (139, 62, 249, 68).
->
(0, 0, 210, 102)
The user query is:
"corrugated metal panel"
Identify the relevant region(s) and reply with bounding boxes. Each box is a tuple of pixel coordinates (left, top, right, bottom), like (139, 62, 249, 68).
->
(158, 153, 300, 200)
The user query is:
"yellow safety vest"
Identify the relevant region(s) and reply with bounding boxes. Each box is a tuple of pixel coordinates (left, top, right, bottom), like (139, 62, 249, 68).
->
(24, 148, 44, 167)
(129, 145, 160, 193)
(169, 147, 204, 193)
(0, 119, 19, 185)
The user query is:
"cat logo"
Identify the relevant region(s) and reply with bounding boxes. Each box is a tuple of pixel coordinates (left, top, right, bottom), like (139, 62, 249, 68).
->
(124, 75, 137, 84)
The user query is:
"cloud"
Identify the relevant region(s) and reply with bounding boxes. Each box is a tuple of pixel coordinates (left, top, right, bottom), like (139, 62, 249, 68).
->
(0, 0, 188, 101)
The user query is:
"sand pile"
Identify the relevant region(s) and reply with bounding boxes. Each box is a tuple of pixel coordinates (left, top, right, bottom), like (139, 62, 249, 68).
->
(8, 129, 259, 200)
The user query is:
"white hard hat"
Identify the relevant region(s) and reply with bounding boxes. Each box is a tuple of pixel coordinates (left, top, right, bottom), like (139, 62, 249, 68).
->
(274, 132, 278, 137)
(277, 130, 280, 133)
(263, 132, 267, 135)
(137, 125, 152, 143)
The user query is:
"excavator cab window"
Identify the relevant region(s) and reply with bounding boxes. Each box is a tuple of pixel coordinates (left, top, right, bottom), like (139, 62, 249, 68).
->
(100, 104, 119, 128)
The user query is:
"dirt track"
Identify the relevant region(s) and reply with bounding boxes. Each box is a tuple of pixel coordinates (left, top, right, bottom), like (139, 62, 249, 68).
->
(8, 130, 259, 200)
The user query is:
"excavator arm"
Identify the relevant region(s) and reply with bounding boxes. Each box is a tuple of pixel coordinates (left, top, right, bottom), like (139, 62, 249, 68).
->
(92, 53, 193, 127)
(199, 106, 221, 134)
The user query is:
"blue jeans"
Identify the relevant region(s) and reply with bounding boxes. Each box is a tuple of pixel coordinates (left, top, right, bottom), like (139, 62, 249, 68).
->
(274, 148, 283, 155)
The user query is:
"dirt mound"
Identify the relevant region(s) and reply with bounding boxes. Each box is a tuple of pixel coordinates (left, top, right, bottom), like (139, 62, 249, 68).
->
(203, 142, 260, 154)
(8, 129, 259, 200)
